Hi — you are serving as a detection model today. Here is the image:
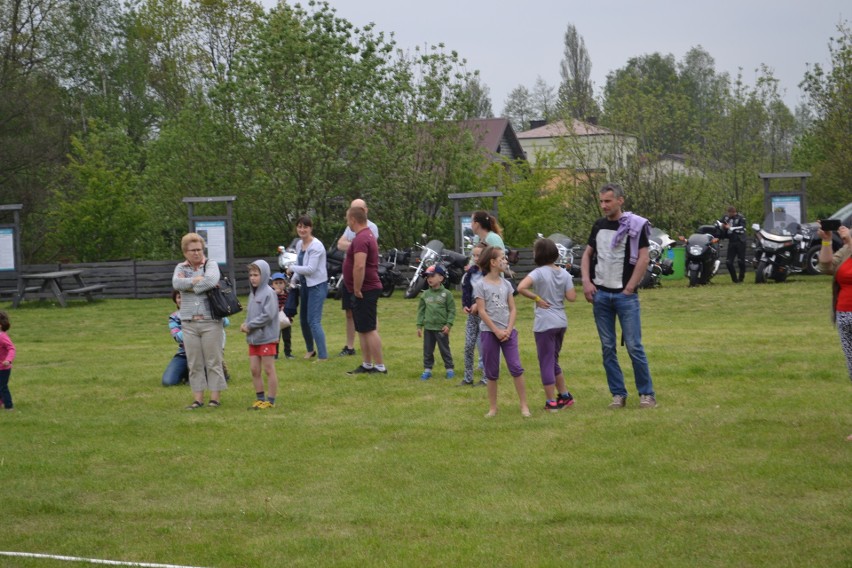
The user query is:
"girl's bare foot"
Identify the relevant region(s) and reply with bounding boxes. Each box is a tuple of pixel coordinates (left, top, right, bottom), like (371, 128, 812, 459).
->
(484, 409, 497, 418)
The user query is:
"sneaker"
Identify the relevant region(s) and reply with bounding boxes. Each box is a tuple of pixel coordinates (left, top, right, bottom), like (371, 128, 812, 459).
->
(369, 367, 387, 374)
(347, 365, 372, 375)
(544, 400, 560, 413)
(338, 346, 356, 357)
(476, 378, 488, 387)
(457, 379, 474, 387)
(639, 394, 657, 408)
(284, 353, 295, 360)
(557, 392, 575, 409)
(446, 370, 455, 380)
(608, 395, 627, 409)
(248, 400, 266, 410)
(420, 370, 432, 381)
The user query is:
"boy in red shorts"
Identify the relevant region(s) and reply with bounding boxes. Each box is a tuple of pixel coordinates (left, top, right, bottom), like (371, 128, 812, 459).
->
(240, 260, 280, 409)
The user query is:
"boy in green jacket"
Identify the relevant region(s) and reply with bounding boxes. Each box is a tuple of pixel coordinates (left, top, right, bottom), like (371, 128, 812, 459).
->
(417, 264, 456, 380)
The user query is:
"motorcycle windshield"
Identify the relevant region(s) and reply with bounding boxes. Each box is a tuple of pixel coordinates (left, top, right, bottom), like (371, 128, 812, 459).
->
(686, 233, 710, 247)
(649, 228, 675, 249)
(546, 233, 575, 250)
(424, 240, 444, 256)
(762, 212, 800, 236)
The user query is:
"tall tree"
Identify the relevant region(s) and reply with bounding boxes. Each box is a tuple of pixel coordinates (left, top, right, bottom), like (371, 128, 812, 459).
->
(502, 84, 533, 132)
(0, 0, 73, 261)
(799, 21, 852, 207)
(678, 45, 728, 149)
(461, 73, 494, 118)
(531, 75, 557, 123)
(557, 23, 597, 120)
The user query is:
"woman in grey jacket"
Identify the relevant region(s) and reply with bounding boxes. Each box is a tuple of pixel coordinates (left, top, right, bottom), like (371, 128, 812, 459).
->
(241, 259, 280, 410)
(172, 233, 227, 409)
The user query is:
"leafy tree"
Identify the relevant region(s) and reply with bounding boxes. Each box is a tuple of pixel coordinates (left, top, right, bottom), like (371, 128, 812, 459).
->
(799, 21, 852, 208)
(485, 159, 568, 246)
(602, 52, 691, 154)
(48, 122, 148, 262)
(557, 23, 598, 120)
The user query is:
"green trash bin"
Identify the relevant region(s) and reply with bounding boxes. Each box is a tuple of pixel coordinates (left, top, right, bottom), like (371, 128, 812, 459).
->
(661, 247, 685, 280)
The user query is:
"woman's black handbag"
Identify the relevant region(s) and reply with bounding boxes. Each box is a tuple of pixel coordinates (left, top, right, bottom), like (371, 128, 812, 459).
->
(204, 262, 242, 318)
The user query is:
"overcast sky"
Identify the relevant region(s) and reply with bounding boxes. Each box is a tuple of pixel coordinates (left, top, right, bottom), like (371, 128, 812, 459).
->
(259, 0, 848, 113)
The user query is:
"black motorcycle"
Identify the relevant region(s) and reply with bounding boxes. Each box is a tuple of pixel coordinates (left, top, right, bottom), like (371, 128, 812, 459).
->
(680, 223, 721, 287)
(751, 213, 814, 283)
(377, 249, 409, 298)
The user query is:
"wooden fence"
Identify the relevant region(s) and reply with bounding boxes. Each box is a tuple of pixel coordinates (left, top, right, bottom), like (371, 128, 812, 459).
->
(0, 242, 755, 301)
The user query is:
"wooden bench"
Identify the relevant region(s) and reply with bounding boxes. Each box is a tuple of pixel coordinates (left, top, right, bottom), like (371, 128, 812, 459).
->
(65, 284, 107, 299)
(0, 286, 39, 298)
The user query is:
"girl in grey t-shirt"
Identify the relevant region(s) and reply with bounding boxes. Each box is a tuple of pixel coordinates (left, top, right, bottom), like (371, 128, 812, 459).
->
(517, 238, 578, 413)
(473, 246, 530, 418)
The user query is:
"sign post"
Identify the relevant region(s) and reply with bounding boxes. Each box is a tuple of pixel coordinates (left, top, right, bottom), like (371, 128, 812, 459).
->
(183, 196, 237, 286)
(0, 204, 24, 304)
(447, 191, 502, 253)
(759, 172, 810, 228)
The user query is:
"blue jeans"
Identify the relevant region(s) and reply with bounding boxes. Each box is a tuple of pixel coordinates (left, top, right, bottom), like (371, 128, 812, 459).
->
(592, 290, 654, 398)
(299, 281, 328, 359)
(162, 354, 188, 386)
(0, 368, 12, 409)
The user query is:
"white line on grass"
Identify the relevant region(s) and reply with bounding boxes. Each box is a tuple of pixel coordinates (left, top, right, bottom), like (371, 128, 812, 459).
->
(0, 551, 211, 568)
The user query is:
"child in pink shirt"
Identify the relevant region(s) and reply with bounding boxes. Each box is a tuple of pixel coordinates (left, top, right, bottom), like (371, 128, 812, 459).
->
(0, 311, 17, 411)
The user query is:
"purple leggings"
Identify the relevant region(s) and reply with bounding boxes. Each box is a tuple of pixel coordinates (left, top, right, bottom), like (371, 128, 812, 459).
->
(480, 329, 524, 380)
(534, 327, 565, 386)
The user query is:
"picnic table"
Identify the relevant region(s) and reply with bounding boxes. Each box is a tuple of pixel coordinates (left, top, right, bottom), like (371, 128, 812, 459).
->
(12, 269, 106, 307)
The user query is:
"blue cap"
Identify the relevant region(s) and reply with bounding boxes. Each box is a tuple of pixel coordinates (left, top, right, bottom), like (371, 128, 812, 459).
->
(270, 272, 287, 281)
(425, 264, 446, 278)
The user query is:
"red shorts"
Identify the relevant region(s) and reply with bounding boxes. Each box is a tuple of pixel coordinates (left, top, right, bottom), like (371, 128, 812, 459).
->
(248, 343, 277, 357)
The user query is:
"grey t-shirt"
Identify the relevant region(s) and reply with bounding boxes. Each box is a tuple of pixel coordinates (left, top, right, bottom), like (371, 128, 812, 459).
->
(473, 277, 514, 332)
(528, 265, 574, 333)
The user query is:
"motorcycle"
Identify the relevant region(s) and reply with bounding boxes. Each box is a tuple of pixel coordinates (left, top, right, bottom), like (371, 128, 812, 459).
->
(751, 213, 814, 283)
(680, 223, 721, 287)
(277, 239, 299, 276)
(404, 237, 466, 299)
(377, 249, 409, 298)
(323, 244, 346, 298)
(538, 233, 582, 278)
(639, 228, 676, 289)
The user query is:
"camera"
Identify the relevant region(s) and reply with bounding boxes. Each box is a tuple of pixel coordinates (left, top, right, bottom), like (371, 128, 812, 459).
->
(819, 219, 841, 231)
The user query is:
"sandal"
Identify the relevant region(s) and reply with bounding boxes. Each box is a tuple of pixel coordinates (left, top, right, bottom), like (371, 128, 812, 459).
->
(185, 400, 204, 410)
(207, 400, 221, 408)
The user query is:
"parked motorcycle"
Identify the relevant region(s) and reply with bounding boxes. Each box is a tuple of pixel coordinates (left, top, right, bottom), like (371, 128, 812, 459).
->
(751, 213, 814, 283)
(404, 237, 466, 298)
(639, 228, 676, 289)
(377, 249, 409, 298)
(319, 244, 344, 298)
(538, 233, 581, 278)
(680, 223, 721, 287)
(277, 239, 299, 275)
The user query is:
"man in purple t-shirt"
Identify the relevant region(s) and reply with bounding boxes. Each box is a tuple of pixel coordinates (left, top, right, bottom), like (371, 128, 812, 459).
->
(343, 206, 387, 375)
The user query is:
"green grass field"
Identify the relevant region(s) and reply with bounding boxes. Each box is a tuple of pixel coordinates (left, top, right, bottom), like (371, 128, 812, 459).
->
(1, 275, 849, 567)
